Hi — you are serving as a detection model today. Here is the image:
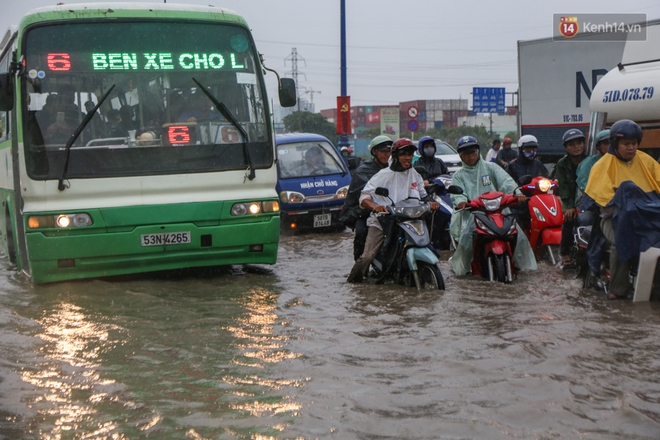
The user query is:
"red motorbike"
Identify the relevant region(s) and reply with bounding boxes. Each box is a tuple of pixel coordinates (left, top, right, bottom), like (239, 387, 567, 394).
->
(465, 190, 519, 283)
(518, 176, 564, 265)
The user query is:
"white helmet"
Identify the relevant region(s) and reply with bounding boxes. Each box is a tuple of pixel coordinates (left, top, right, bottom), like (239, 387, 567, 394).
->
(517, 134, 539, 149)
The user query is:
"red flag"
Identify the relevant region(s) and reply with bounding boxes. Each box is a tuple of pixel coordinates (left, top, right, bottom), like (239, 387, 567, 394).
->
(336, 96, 351, 135)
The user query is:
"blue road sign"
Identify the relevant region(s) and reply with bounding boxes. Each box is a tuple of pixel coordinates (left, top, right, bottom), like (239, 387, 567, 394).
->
(407, 119, 419, 132)
(472, 87, 506, 114)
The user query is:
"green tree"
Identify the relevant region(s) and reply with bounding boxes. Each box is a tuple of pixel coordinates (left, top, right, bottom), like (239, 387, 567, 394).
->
(282, 111, 338, 144)
(504, 131, 518, 143)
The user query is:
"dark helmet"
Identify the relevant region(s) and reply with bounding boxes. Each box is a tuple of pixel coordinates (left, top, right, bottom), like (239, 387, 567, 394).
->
(391, 138, 416, 157)
(562, 128, 585, 146)
(417, 135, 436, 155)
(456, 136, 480, 154)
(609, 119, 642, 146)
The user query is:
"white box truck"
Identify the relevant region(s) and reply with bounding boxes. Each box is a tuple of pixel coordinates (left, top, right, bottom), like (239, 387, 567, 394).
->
(517, 34, 626, 161)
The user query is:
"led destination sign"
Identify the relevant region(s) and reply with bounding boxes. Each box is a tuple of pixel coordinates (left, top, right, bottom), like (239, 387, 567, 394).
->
(45, 52, 247, 72)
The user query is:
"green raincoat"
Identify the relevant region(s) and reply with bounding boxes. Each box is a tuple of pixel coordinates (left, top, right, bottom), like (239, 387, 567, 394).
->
(449, 159, 538, 275)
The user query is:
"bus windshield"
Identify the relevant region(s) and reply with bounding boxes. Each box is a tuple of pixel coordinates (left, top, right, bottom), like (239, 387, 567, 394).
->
(21, 21, 271, 180)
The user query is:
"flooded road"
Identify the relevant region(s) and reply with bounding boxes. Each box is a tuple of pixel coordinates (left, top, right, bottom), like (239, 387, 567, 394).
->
(1, 230, 660, 439)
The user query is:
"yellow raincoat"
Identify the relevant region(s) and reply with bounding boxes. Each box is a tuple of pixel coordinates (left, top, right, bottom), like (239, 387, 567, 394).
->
(585, 150, 660, 207)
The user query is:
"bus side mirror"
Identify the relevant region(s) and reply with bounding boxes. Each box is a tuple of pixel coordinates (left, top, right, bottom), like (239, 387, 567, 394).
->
(0, 73, 14, 111)
(279, 78, 296, 108)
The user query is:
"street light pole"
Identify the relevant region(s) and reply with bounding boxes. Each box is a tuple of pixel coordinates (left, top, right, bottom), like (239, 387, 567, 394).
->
(338, 0, 349, 148)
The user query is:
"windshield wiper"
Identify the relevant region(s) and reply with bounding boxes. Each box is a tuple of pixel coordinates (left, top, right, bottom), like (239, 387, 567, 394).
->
(317, 143, 347, 176)
(192, 78, 255, 181)
(58, 85, 115, 191)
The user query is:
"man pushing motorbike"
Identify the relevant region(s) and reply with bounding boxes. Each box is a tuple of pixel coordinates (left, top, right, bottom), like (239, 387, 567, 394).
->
(347, 138, 439, 283)
(449, 136, 537, 276)
(584, 119, 660, 300)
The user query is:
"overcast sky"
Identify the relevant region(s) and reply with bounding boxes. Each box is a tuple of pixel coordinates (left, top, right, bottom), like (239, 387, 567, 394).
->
(1, 0, 659, 112)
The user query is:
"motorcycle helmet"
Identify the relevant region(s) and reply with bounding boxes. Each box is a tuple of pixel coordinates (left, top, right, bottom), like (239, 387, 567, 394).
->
(502, 137, 512, 146)
(595, 129, 610, 144)
(391, 138, 416, 157)
(609, 119, 642, 146)
(517, 134, 539, 150)
(456, 136, 480, 155)
(340, 146, 349, 156)
(368, 135, 394, 155)
(417, 135, 436, 156)
(562, 128, 585, 146)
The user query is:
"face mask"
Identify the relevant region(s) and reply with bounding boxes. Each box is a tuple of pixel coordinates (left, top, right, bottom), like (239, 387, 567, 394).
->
(523, 150, 537, 160)
(423, 147, 435, 157)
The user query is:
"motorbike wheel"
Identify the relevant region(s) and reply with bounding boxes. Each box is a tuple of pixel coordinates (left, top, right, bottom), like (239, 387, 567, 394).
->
(488, 254, 509, 283)
(415, 262, 445, 290)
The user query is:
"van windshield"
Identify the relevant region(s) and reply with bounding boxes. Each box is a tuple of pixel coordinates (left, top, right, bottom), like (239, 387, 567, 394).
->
(277, 141, 347, 178)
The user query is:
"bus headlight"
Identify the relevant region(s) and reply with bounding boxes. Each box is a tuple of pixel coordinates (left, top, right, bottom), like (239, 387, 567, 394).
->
(28, 213, 93, 229)
(262, 201, 280, 213)
(230, 201, 280, 216)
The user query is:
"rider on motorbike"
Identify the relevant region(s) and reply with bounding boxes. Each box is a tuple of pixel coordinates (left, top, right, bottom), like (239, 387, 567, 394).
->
(347, 138, 439, 283)
(576, 129, 610, 194)
(584, 119, 660, 299)
(340, 135, 393, 261)
(449, 136, 537, 276)
(505, 135, 549, 184)
(505, 135, 550, 230)
(414, 136, 449, 184)
(414, 136, 452, 250)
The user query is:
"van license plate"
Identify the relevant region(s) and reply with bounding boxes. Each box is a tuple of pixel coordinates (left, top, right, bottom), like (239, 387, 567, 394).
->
(313, 214, 332, 228)
(141, 232, 191, 246)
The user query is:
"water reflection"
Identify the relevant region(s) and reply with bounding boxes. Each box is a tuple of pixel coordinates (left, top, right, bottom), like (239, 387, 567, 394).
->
(20, 300, 122, 439)
(7, 272, 305, 438)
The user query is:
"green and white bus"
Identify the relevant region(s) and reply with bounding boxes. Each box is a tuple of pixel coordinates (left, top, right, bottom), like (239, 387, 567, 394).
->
(0, 3, 296, 283)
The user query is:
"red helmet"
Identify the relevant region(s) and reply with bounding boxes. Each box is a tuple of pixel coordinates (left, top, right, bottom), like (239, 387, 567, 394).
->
(503, 137, 512, 145)
(391, 138, 416, 156)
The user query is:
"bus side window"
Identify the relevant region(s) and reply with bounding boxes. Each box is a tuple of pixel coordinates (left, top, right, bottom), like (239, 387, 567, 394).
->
(0, 50, 10, 142)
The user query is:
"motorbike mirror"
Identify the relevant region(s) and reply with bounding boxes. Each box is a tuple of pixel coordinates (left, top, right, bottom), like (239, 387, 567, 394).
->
(426, 183, 440, 195)
(518, 175, 533, 185)
(375, 187, 389, 197)
(447, 185, 464, 195)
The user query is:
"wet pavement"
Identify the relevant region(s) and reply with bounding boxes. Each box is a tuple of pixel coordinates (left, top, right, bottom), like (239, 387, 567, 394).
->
(0, 229, 659, 439)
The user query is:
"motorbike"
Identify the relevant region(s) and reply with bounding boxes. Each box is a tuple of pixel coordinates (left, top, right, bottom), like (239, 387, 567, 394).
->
(518, 175, 564, 265)
(456, 188, 520, 283)
(571, 208, 641, 295)
(427, 174, 454, 250)
(369, 187, 446, 290)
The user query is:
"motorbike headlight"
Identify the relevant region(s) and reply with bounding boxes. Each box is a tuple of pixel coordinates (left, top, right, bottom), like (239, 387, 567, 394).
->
(482, 196, 502, 212)
(475, 218, 495, 235)
(538, 178, 552, 193)
(335, 185, 349, 199)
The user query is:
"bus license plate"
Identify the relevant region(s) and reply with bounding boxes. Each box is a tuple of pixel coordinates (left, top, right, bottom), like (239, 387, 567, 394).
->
(314, 214, 332, 228)
(141, 232, 191, 246)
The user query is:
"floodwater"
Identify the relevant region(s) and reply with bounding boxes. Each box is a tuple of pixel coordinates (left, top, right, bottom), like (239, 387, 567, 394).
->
(1, 230, 660, 439)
